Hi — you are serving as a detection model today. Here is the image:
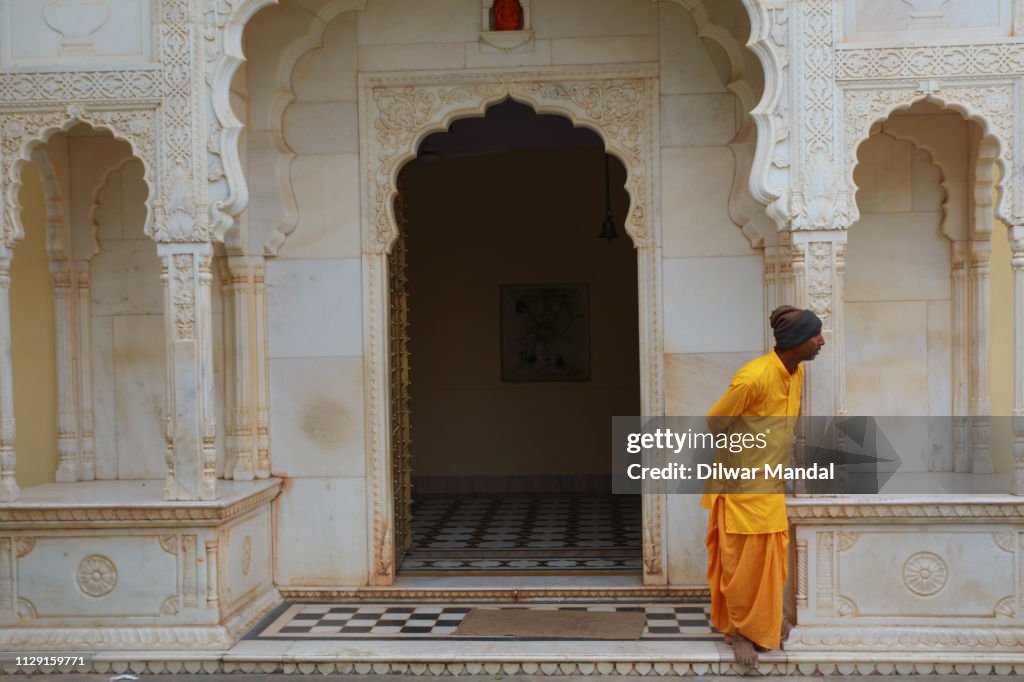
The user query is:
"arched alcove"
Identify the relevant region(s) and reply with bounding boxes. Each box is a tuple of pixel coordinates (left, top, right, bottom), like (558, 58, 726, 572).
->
(391, 98, 640, 573)
(847, 101, 1008, 482)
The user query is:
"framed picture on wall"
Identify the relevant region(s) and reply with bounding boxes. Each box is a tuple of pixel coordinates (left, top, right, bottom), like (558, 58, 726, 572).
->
(500, 283, 590, 382)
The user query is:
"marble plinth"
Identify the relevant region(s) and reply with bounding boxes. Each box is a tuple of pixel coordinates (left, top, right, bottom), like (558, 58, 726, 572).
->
(788, 494, 1024, 652)
(0, 479, 282, 651)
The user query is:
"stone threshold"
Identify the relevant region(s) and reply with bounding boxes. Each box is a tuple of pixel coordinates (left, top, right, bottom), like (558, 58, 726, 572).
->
(281, 575, 709, 602)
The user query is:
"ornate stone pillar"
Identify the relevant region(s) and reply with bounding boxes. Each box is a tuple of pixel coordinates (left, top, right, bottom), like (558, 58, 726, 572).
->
(0, 250, 17, 501)
(74, 262, 96, 481)
(1010, 226, 1024, 495)
(254, 261, 271, 478)
(51, 259, 78, 482)
(222, 256, 270, 481)
(788, 230, 848, 418)
(218, 257, 236, 479)
(159, 243, 219, 501)
(968, 239, 993, 473)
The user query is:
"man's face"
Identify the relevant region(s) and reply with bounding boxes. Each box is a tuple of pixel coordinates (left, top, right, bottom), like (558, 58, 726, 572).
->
(797, 333, 825, 362)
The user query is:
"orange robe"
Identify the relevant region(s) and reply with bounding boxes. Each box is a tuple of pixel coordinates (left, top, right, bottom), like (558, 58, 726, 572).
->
(700, 351, 801, 650)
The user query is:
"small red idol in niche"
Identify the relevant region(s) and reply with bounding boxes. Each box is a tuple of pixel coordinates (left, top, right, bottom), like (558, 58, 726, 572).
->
(492, 0, 523, 30)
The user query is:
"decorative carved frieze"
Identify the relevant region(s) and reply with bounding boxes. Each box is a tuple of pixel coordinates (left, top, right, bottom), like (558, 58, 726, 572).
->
(0, 657, 1020, 677)
(789, 500, 1024, 519)
(788, 625, 1024, 650)
(807, 241, 833, 324)
(837, 44, 1024, 81)
(154, 0, 208, 244)
(171, 253, 195, 340)
(0, 69, 161, 105)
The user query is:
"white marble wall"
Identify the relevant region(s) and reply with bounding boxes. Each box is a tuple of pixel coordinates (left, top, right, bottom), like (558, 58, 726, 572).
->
(241, 0, 761, 586)
(90, 158, 165, 479)
(90, 155, 226, 480)
(0, 0, 154, 67)
(253, 6, 366, 586)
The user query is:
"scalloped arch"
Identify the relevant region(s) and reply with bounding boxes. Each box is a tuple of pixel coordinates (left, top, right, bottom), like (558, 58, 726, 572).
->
(741, 0, 790, 229)
(844, 92, 1012, 228)
(653, 0, 759, 115)
(2, 113, 156, 248)
(207, 0, 367, 252)
(362, 73, 657, 254)
(856, 129, 952, 239)
(381, 93, 638, 254)
(87, 157, 148, 262)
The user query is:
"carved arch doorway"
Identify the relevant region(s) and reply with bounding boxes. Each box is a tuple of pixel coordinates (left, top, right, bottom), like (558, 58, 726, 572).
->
(360, 66, 666, 586)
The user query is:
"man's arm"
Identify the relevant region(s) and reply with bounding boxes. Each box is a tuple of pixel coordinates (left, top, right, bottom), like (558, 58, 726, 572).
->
(706, 375, 758, 436)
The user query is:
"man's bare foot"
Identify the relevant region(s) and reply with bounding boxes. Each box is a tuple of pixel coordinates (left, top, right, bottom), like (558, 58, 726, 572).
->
(731, 632, 759, 669)
(723, 633, 734, 644)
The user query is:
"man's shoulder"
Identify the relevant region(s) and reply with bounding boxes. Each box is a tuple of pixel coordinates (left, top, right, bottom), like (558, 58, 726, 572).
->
(730, 353, 776, 385)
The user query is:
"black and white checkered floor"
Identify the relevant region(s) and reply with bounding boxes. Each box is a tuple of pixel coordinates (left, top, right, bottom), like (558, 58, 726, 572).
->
(248, 602, 715, 641)
(403, 495, 642, 574)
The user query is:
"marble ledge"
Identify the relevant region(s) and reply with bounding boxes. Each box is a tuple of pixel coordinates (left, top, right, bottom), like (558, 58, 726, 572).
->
(0, 478, 281, 527)
(787, 486, 1024, 523)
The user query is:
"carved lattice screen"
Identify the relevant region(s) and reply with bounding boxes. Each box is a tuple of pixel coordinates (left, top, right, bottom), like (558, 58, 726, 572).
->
(389, 186, 414, 566)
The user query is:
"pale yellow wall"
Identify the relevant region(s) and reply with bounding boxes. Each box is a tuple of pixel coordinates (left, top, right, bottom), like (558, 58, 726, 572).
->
(990, 219, 1013, 473)
(11, 163, 58, 487)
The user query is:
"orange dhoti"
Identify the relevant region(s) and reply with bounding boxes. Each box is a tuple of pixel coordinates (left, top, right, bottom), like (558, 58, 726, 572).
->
(705, 496, 788, 650)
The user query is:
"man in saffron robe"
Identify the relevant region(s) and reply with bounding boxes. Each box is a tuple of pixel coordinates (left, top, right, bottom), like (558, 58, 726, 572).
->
(701, 305, 824, 669)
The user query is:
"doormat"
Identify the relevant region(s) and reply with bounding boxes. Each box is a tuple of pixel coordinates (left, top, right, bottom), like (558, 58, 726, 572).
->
(454, 607, 646, 639)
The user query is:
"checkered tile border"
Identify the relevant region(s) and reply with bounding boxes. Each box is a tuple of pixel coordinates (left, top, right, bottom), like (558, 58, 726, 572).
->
(248, 602, 715, 641)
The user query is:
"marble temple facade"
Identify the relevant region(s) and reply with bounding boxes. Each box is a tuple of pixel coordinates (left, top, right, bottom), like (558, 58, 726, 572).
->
(0, 0, 1023, 672)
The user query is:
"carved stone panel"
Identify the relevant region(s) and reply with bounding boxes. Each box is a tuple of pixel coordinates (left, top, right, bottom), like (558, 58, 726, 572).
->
(218, 507, 271, 614)
(14, 535, 177, 619)
(0, 0, 154, 66)
(843, 0, 1013, 43)
(799, 524, 1020, 625)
